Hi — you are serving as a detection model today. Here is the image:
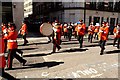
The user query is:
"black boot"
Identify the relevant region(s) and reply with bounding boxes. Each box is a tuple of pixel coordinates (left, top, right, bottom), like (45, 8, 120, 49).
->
(100, 48, 105, 55)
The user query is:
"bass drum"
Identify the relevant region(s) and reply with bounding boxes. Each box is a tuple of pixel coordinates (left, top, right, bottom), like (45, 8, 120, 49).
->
(40, 23, 53, 36)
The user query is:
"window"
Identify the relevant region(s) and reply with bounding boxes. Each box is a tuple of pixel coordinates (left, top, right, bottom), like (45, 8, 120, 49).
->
(90, 2, 96, 9)
(86, 2, 90, 9)
(97, 2, 104, 10)
(89, 16, 92, 25)
(94, 17, 100, 25)
(108, 2, 113, 11)
(110, 18, 115, 34)
(101, 17, 104, 25)
(104, 1, 109, 10)
(116, 18, 118, 25)
(114, 2, 120, 12)
(107, 17, 109, 23)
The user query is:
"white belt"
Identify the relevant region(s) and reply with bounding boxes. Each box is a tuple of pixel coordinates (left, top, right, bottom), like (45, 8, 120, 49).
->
(8, 40, 17, 42)
(0, 53, 4, 57)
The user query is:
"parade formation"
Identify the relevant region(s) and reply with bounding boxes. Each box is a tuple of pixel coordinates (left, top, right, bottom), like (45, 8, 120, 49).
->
(0, 18, 120, 79)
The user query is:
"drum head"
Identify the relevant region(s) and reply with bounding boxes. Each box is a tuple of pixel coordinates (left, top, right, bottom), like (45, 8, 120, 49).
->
(40, 23, 53, 36)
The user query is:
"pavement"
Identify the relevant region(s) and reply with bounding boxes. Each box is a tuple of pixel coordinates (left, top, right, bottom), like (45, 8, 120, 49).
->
(1, 32, 120, 79)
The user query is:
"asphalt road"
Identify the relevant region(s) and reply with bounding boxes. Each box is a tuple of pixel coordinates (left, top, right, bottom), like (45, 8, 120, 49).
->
(2, 35, 120, 79)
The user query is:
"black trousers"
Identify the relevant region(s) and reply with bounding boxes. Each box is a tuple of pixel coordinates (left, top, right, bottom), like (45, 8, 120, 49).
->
(53, 39, 61, 52)
(0, 68, 17, 79)
(4, 39, 7, 53)
(7, 49, 25, 68)
(16, 49, 23, 54)
(22, 34, 28, 45)
(117, 38, 120, 49)
(113, 37, 120, 48)
(99, 40, 106, 53)
(77, 35, 84, 48)
(88, 33, 93, 43)
(5, 49, 23, 60)
(94, 32, 98, 40)
(64, 32, 68, 38)
(113, 37, 118, 46)
(68, 32, 72, 41)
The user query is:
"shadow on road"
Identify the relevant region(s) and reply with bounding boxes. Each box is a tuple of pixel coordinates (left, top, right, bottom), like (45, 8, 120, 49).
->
(59, 48, 88, 53)
(27, 61, 64, 68)
(84, 42, 114, 47)
(62, 42, 79, 45)
(6, 61, 64, 70)
(18, 42, 50, 46)
(106, 50, 120, 54)
(84, 44, 100, 47)
(23, 53, 51, 57)
(19, 48, 38, 51)
(27, 42, 51, 46)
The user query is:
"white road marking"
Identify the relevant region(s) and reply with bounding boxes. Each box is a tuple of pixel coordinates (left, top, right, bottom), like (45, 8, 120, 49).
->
(91, 73, 103, 78)
(41, 72, 49, 77)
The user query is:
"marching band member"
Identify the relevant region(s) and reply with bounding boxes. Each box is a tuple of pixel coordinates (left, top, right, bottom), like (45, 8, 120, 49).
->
(88, 22, 95, 43)
(2, 23, 8, 53)
(113, 24, 120, 49)
(63, 23, 68, 39)
(74, 23, 78, 38)
(94, 23, 100, 40)
(98, 22, 109, 55)
(5, 23, 27, 70)
(52, 23, 61, 53)
(19, 21, 28, 46)
(67, 23, 73, 41)
(76, 20, 86, 48)
(59, 23, 63, 44)
(0, 33, 18, 79)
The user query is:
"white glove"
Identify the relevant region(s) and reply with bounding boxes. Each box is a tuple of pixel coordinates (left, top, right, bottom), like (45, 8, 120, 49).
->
(88, 29, 92, 31)
(78, 27, 81, 30)
(4, 33, 8, 37)
(53, 27, 57, 32)
(104, 32, 106, 34)
(99, 30, 103, 32)
(116, 31, 119, 34)
(3, 29, 7, 34)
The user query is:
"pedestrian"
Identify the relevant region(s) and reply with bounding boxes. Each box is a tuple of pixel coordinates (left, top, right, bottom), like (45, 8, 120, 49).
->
(98, 21, 109, 55)
(88, 22, 95, 43)
(5, 23, 27, 70)
(52, 23, 61, 53)
(19, 20, 28, 46)
(113, 24, 120, 49)
(76, 20, 86, 48)
(0, 34, 18, 79)
(94, 23, 100, 40)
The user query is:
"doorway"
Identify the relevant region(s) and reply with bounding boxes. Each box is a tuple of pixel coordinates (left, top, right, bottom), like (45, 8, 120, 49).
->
(110, 18, 115, 34)
(93, 17, 100, 25)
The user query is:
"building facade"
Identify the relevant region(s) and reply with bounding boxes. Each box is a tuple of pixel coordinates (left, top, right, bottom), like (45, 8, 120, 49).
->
(24, 0, 33, 18)
(2, 2, 13, 23)
(12, 2, 24, 30)
(24, 1, 120, 33)
(33, 1, 120, 26)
